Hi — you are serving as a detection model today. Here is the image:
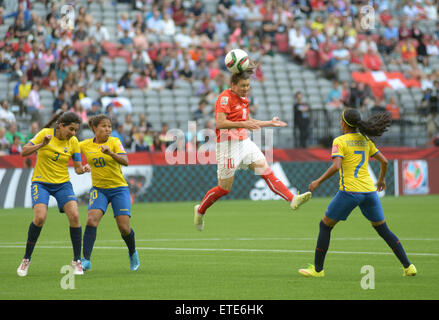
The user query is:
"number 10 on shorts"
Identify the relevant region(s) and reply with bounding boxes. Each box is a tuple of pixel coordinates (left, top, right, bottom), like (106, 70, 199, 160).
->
(225, 158, 235, 169)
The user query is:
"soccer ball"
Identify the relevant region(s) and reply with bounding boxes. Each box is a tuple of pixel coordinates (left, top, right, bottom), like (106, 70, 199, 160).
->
(225, 49, 250, 74)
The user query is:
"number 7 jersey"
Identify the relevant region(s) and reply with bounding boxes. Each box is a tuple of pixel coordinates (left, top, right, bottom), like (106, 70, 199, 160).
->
(79, 137, 128, 189)
(331, 133, 380, 192)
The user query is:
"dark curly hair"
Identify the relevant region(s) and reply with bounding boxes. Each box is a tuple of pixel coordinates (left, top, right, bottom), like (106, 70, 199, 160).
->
(342, 108, 392, 140)
(43, 110, 81, 128)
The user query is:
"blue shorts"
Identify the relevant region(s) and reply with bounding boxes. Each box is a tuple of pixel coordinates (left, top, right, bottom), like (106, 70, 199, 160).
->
(31, 181, 77, 213)
(325, 190, 385, 222)
(88, 186, 131, 217)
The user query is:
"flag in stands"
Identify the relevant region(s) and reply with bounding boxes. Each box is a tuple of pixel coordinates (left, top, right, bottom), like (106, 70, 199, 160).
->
(351, 71, 421, 98)
(101, 97, 133, 113)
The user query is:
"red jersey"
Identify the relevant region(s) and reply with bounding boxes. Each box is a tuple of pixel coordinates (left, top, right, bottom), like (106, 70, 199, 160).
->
(215, 89, 250, 142)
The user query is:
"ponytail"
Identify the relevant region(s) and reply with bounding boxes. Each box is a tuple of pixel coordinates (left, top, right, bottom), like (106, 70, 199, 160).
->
(342, 108, 392, 140)
(44, 110, 64, 128)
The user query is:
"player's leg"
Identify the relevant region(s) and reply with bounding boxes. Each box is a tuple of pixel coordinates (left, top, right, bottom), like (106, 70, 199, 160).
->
(81, 209, 104, 270)
(360, 193, 416, 276)
(299, 191, 358, 277)
(63, 200, 84, 275)
(246, 140, 312, 210)
(113, 187, 139, 271)
(82, 187, 108, 270)
(18, 183, 50, 276)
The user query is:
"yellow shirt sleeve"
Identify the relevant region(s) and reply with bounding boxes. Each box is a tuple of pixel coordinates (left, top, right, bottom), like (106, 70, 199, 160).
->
(331, 137, 344, 158)
(112, 137, 127, 154)
(30, 128, 50, 145)
(368, 140, 379, 157)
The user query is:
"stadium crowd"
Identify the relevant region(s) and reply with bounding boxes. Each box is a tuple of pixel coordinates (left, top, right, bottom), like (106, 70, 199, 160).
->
(0, 0, 438, 156)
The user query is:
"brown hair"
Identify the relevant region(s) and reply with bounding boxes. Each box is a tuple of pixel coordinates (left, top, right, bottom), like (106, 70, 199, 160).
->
(230, 59, 257, 85)
(88, 114, 111, 133)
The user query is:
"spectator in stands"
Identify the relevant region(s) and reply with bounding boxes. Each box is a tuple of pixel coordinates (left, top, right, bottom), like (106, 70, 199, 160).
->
(76, 5, 93, 28)
(5, 122, 24, 146)
(325, 80, 343, 110)
(159, 122, 173, 147)
(132, 12, 146, 33)
(0, 100, 16, 126)
(104, 103, 118, 129)
(192, 99, 208, 124)
(398, 19, 412, 40)
(162, 12, 176, 37)
(89, 21, 110, 44)
(386, 96, 401, 123)
(138, 114, 153, 133)
(118, 29, 134, 50)
(172, 0, 187, 27)
(111, 122, 126, 147)
(70, 99, 88, 125)
(147, 9, 164, 35)
(118, 71, 135, 90)
(41, 68, 59, 95)
(332, 39, 350, 66)
(25, 121, 39, 143)
(52, 90, 65, 113)
(424, 0, 438, 21)
(403, 1, 420, 21)
(179, 60, 194, 83)
(294, 91, 311, 148)
(289, 24, 307, 64)
(13, 75, 31, 114)
(0, 127, 10, 155)
(73, 22, 88, 42)
(26, 82, 42, 123)
(131, 131, 150, 152)
(9, 135, 23, 155)
(319, 40, 336, 79)
(117, 12, 132, 38)
(100, 76, 118, 97)
(362, 47, 383, 71)
(87, 101, 103, 118)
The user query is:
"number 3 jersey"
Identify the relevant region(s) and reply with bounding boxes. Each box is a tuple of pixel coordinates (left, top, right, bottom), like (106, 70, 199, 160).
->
(30, 128, 81, 184)
(331, 133, 380, 193)
(79, 137, 128, 189)
(215, 89, 250, 143)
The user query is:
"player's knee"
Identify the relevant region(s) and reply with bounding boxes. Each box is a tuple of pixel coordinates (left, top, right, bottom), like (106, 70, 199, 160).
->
(118, 224, 131, 236)
(33, 216, 46, 227)
(86, 216, 100, 227)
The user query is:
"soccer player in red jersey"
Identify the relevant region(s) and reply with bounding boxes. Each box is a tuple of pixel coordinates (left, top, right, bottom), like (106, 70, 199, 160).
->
(194, 62, 312, 231)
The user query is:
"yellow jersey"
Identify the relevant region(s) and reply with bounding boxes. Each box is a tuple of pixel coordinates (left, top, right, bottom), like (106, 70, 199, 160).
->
(331, 133, 379, 192)
(79, 137, 128, 189)
(30, 128, 81, 184)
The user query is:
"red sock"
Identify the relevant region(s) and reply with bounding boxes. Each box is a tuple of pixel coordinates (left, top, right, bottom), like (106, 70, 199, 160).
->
(262, 171, 294, 202)
(197, 186, 230, 214)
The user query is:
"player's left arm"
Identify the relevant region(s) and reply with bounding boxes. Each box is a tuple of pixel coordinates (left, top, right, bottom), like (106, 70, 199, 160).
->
(373, 151, 388, 191)
(248, 116, 287, 128)
(72, 140, 90, 174)
(99, 145, 129, 166)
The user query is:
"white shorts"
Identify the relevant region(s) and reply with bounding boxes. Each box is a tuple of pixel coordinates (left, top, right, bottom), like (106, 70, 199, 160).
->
(216, 138, 266, 179)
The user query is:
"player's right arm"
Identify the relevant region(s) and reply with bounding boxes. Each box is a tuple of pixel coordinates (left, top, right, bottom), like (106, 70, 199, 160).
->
(21, 131, 52, 157)
(216, 112, 260, 130)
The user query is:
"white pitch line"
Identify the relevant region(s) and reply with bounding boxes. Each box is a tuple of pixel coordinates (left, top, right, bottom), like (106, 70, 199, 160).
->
(1, 244, 438, 257)
(1, 237, 439, 245)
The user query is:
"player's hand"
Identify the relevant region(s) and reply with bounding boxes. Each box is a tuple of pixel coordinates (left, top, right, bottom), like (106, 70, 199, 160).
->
(271, 117, 287, 127)
(83, 164, 91, 173)
(244, 119, 261, 131)
(377, 179, 386, 191)
(99, 145, 111, 155)
(42, 135, 52, 146)
(308, 180, 320, 192)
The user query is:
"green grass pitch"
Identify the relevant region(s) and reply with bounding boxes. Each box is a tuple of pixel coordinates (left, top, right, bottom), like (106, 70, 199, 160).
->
(1, 195, 438, 300)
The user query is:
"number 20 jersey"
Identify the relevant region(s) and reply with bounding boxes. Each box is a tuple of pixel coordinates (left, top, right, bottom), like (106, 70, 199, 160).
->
(331, 133, 380, 193)
(79, 137, 128, 189)
(215, 89, 250, 143)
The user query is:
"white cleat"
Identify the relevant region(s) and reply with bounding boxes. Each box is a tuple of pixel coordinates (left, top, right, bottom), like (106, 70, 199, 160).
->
(17, 259, 30, 277)
(194, 205, 205, 231)
(70, 260, 84, 275)
(291, 191, 312, 210)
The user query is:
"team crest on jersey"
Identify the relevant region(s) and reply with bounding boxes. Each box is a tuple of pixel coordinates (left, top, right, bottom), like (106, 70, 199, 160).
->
(64, 147, 68, 153)
(220, 96, 229, 106)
